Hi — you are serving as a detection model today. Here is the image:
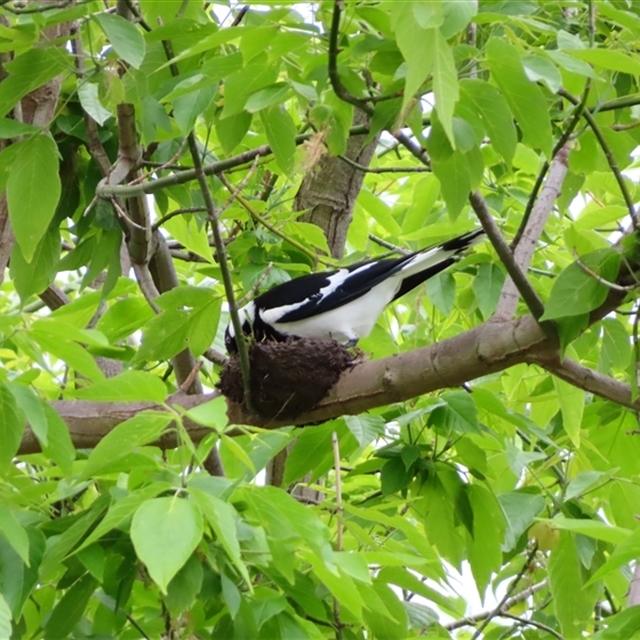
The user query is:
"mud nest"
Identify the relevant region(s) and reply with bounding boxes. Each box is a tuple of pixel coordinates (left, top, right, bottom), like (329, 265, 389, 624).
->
(217, 338, 355, 420)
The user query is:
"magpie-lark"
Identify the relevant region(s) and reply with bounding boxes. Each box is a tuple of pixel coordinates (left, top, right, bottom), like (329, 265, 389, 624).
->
(225, 228, 484, 353)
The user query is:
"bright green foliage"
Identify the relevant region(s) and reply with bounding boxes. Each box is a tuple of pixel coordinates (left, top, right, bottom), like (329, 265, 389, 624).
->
(2, 1, 640, 639)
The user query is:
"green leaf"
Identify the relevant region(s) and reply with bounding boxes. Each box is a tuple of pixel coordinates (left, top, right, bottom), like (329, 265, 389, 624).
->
(567, 48, 640, 75)
(429, 391, 480, 435)
(7, 383, 47, 446)
(521, 54, 563, 93)
(0, 47, 70, 118)
(498, 491, 546, 552)
(130, 497, 203, 593)
(466, 485, 505, 595)
(245, 82, 290, 113)
(43, 573, 98, 640)
(41, 404, 76, 475)
(0, 506, 29, 565)
(441, 0, 477, 38)
(548, 532, 599, 638)
(81, 411, 172, 479)
(216, 110, 252, 155)
(283, 221, 332, 256)
(459, 79, 517, 167)
(7, 134, 61, 262)
(0, 118, 41, 138)
(587, 526, 640, 585)
(173, 83, 216, 136)
(554, 376, 584, 447)
(486, 38, 552, 158)
(190, 488, 251, 588)
(541, 249, 621, 321)
(0, 594, 10, 640)
(391, 4, 434, 117)
(592, 606, 640, 640)
(260, 105, 296, 176)
(73, 371, 167, 403)
(426, 272, 455, 316)
(0, 382, 23, 470)
(540, 517, 630, 544)
(221, 53, 278, 118)
(95, 13, 145, 69)
(136, 309, 191, 363)
(165, 554, 203, 616)
(240, 485, 330, 556)
(76, 482, 172, 553)
(358, 190, 403, 236)
(96, 297, 155, 343)
(600, 318, 631, 372)
(77, 82, 112, 125)
(431, 149, 471, 219)
(432, 29, 459, 147)
(9, 225, 60, 301)
(403, 174, 441, 234)
(472, 262, 505, 319)
(29, 326, 106, 383)
(344, 414, 385, 447)
(381, 457, 415, 496)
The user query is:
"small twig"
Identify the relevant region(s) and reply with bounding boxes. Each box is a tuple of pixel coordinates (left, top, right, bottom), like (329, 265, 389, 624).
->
(132, 263, 161, 313)
(559, 88, 639, 231)
(131, 139, 188, 185)
(230, 4, 249, 26)
(499, 612, 564, 640)
(332, 431, 344, 640)
(470, 544, 539, 640)
(186, 134, 254, 411)
(179, 361, 203, 392)
(110, 197, 148, 232)
(332, 431, 343, 551)
(152, 206, 208, 231)
(328, 0, 372, 113)
(445, 582, 548, 631)
(217, 174, 335, 267)
(573, 249, 638, 293)
(237, 262, 274, 307)
(338, 154, 429, 174)
(218, 155, 261, 218)
(368, 234, 410, 255)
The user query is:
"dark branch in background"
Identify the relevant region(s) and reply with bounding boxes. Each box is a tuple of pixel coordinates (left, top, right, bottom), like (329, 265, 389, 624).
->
(328, 0, 372, 113)
(512, 81, 590, 249)
(470, 544, 539, 640)
(469, 191, 553, 336)
(559, 88, 639, 231)
(338, 154, 429, 174)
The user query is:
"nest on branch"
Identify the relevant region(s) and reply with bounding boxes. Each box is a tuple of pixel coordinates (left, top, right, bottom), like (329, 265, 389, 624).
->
(218, 338, 355, 420)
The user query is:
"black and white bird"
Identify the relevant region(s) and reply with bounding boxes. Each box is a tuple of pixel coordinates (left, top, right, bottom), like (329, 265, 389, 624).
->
(225, 228, 484, 353)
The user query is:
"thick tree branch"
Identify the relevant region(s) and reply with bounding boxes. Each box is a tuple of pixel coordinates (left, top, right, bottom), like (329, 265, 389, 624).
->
(15, 264, 639, 454)
(529, 353, 640, 412)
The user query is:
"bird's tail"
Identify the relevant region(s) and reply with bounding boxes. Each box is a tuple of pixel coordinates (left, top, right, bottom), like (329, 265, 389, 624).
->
(393, 228, 485, 300)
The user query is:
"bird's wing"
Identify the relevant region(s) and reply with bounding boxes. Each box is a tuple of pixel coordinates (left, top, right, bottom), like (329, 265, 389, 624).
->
(257, 229, 485, 325)
(261, 256, 411, 324)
